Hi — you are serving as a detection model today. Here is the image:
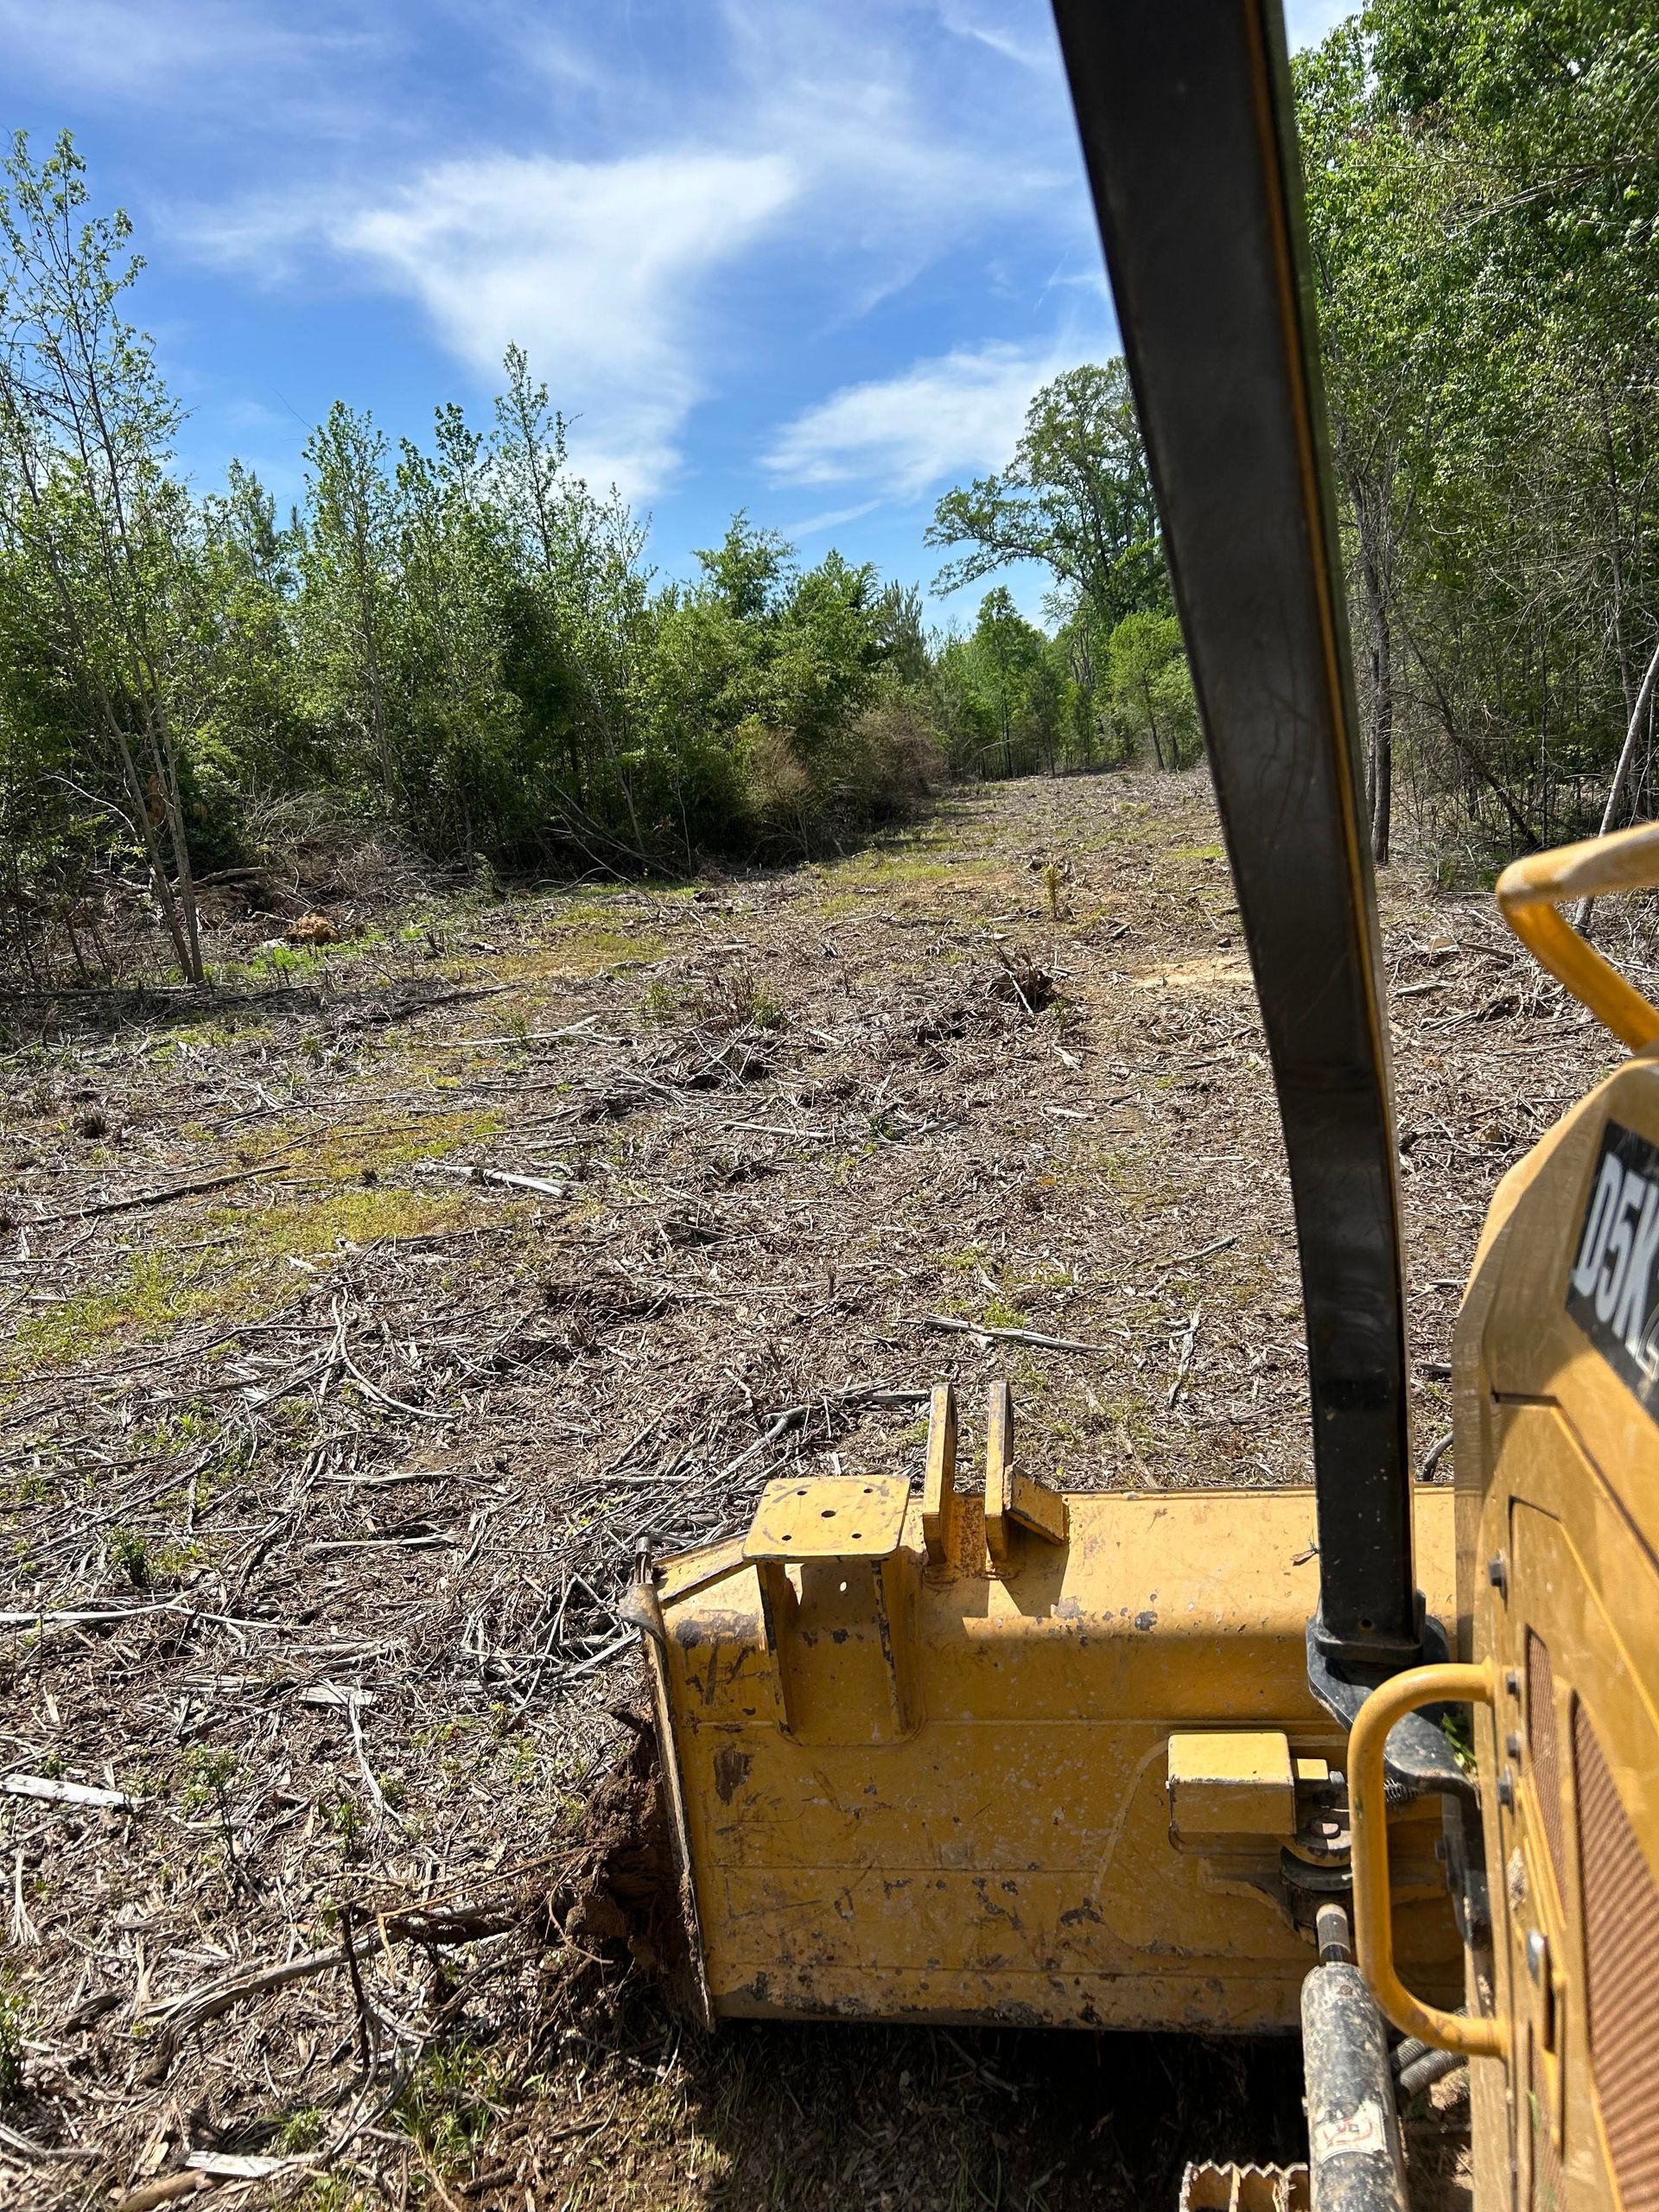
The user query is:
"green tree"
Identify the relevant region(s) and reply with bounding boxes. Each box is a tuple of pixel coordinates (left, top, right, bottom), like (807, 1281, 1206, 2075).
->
(972, 588, 1043, 778)
(0, 130, 207, 977)
(1298, 0, 1659, 867)
(1107, 613, 1199, 770)
(928, 363, 1166, 639)
(296, 401, 399, 804)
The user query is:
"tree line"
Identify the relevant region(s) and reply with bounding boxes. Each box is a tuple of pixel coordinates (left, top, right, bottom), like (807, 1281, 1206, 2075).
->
(0, 141, 1177, 985)
(2, 0, 1653, 980)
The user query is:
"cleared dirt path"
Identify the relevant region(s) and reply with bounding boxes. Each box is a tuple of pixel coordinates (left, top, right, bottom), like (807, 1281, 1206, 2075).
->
(0, 771, 1632, 2209)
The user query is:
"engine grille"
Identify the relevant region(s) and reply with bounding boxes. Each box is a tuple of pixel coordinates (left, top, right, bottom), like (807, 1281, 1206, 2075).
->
(1574, 1697, 1659, 2212)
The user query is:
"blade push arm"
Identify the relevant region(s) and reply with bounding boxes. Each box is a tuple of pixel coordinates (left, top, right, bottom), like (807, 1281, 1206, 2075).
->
(1051, 0, 1420, 1675)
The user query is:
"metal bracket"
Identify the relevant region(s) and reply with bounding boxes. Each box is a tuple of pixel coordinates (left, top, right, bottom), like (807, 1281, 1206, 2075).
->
(921, 1382, 960, 1573)
(744, 1473, 916, 1745)
(1306, 1611, 1475, 1803)
(983, 1380, 1068, 1572)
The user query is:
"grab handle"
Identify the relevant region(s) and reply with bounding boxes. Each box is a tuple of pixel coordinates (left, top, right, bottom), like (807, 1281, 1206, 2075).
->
(1349, 1661, 1506, 2060)
(1497, 822, 1659, 1049)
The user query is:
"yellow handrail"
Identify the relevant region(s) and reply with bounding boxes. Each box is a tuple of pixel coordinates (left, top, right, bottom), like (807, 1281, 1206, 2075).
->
(1497, 821, 1659, 1050)
(1349, 1660, 1507, 2061)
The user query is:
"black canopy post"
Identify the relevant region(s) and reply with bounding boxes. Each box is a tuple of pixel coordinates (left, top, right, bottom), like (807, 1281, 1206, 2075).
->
(1050, 0, 1422, 1682)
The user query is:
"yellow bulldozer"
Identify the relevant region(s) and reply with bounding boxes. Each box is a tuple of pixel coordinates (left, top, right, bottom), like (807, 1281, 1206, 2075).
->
(625, 5, 1659, 2207)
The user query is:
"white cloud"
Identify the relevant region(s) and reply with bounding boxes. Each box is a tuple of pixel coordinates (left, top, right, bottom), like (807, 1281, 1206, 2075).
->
(0, 0, 388, 124)
(156, 2, 1092, 500)
(188, 148, 798, 503)
(933, 1, 1053, 71)
(778, 497, 886, 539)
(334, 149, 796, 500)
(765, 340, 1084, 501)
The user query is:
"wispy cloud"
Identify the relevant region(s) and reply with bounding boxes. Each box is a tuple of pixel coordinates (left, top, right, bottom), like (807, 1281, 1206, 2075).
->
(765, 339, 1091, 502)
(35, 0, 1101, 522)
(172, 0, 1085, 499)
(933, 0, 1053, 70)
(0, 0, 391, 124)
(334, 149, 797, 500)
(778, 497, 887, 539)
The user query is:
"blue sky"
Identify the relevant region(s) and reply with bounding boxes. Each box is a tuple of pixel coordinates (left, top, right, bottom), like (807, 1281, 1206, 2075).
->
(4, 0, 1349, 626)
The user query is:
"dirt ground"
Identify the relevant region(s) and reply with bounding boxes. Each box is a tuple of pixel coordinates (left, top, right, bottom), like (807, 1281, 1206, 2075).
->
(0, 769, 1637, 2211)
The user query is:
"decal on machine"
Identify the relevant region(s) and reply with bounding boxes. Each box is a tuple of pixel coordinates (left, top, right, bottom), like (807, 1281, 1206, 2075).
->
(1568, 1119, 1659, 1409)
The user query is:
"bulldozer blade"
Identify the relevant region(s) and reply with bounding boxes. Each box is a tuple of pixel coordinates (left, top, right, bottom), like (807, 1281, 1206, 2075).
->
(624, 1381, 1463, 2031)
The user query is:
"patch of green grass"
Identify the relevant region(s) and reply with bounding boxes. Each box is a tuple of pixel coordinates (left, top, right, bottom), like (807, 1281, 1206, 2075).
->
(146, 1400, 218, 1454)
(209, 941, 334, 988)
(181, 1745, 238, 1815)
(293, 2177, 370, 2212)
(10, 1253, 192, 1370)
(395, 2039, 516, 2172)
(1172, 842, 1226, 861)
(152, 1541, 207, 1577)
(938, 1245, 990, 1274)
(210, 1185, 477, 1263)
(325, 1790, 365, 1851)
(815, 845, 1005, 902)
(161, 1015, 275, 1050)
(264, 1106, 505, 1183)
(276, 2106, 326, 2153)
(479, 899, 667, 981)
(9, 1180, 485, 1376)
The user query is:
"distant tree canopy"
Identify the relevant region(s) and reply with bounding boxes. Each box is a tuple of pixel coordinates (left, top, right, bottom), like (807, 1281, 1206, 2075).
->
(0, 135, 957, 982)
(925, 0, 1659, 868)
(928, 362, 1179, 779)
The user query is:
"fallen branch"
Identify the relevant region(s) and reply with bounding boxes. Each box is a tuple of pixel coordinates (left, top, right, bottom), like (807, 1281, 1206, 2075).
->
(3, 1772, 132, 1811)
(337, 1343, 445, 1422)
(417, 1161, 571, 1198)
(188, 2152, 309, 2182)
(453, 1015, 605, 1046)
(0, 2119, 98, 2163)
(924, 1314, 1122, 1356)
(23, 1153, 297, 1225)
(1162, 1234, 1237, 1272)
(139, 1945, 346, 2048)
(716, 1382, 932, 1480)
(112, 2176, 213, 2212)
(308, 1533, 454, 1554)
(137, 1880, 540, 2063)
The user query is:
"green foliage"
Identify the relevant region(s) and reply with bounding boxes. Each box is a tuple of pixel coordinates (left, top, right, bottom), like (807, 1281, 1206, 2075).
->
(926, 365, 1191, 777)
(395, 2038, 514, 2171)
(928, 363, 1166, 635)
(9, 26, 1654, 936)
(1105, 614, 1201, 770)
(0, 130, 208, 978)
(106, 1528, 150, 1590)
(1297, 0, 1659, 863)
(0, 143, 949, 979)
(325, 1790, 365, 1850)
(181, 1745, 237, 1813)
